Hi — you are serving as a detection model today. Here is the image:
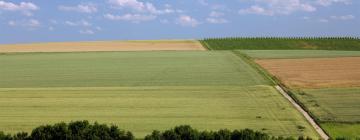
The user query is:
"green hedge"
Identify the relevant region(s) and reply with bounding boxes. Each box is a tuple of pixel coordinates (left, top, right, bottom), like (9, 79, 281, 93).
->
(201, 37, 360, 51)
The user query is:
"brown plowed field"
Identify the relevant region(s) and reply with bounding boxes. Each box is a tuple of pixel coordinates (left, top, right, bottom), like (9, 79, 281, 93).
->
(256, 57, 360, 88)
(0, 40, 206, 53)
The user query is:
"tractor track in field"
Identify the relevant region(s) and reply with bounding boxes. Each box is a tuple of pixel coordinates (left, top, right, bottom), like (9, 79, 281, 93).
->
(275, 85, 329, 140)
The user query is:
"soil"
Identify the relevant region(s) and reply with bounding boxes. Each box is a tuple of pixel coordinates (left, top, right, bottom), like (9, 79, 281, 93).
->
(256, 57, 360, 88)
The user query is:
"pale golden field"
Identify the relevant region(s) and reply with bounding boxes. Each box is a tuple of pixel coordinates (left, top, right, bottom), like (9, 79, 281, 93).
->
(0, 40, 206, 53)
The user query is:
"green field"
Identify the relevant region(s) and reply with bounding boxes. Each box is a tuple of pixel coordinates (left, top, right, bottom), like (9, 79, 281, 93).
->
(242, 50, 360, 59)
(295, 88, 360, 123)
(241, 49, 360, 139)
(0, 86, 318, 137)
(0, 51, 269, 88)
(202, 37, 360, 50)
(0, 51, 318, 138)
(321, 123, 360, 139)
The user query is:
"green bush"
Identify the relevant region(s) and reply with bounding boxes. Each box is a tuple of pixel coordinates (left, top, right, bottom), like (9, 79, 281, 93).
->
(144, 125, 310, 140)
(0, 122, 319, 140)
(0, 120, 133, 140)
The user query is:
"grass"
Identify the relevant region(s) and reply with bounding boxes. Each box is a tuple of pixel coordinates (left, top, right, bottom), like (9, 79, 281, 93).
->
(293, 88, 360, 139)
(0, 86, 318, 138)
(0, 51, 270, 88)
(321, 123, 360, 139)
(294, 88, 360, 123)
(201, 37, 360, 50)
(242, 50, 360, 59)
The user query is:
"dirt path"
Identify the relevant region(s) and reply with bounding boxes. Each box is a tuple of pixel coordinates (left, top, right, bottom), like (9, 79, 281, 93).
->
(275, 86, 329, 140)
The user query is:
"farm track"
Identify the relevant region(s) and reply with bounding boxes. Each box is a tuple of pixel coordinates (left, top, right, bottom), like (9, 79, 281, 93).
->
(275, 86, 329, 140)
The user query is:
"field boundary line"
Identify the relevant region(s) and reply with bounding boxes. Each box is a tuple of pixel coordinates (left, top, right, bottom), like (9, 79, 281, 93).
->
(275, 86, 329, 140)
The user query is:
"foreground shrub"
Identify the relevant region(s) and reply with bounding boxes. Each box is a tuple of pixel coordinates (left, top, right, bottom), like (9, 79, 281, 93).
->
(144, 125, 311, 140)
(1, 122, 317, 140)
(0, 120, 133, 140)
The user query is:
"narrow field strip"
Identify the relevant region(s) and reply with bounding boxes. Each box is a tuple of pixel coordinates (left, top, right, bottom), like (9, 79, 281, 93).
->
(0, 86, 318, 138)
(242, 50, 360, 59)
(0, 40, 206, 53)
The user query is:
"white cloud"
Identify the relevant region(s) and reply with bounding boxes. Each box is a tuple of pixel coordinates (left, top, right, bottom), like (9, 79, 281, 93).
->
(239, 5, 273, 16)
(8, 20, 16, 26)
(198, 0, 209, 6)
(315, 0, 351, 6)
(176, 15, 200, 27)
(0, 1, 38, 16)
(104, 13, 156, 23)
(207, 11, 228, 24)
(160, 19, 169, 24)
(79, 29, 95, 35)
(48, 26, 54, 31)
(206, 18, 228, 24)
(209, 11, 224, 17)
(330, 15, 355, 20)
(318, 19, 329, 23)
(65, 20, 92, 27)
(96, 26, 102, 31)
(239, 0, 316, 16)
(59, 4, 97, 13)
(108, 0, 178, 15)
(7, 19, 40, 29)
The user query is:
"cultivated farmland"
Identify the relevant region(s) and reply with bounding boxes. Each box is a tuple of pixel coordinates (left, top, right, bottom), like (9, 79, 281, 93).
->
(186, 37, 360, 139)
(202, 37, 360, 50)
(0, 51, 269, 88)
(0, 50, 318, 138)
(256, 57, 360, 89)
(243, 50, 360, 59)
(0, 40, 206, 53)
(0, 86, 317, 137)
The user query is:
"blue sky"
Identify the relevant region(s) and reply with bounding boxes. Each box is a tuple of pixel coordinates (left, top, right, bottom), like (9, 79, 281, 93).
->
(0, 0, 359, 44)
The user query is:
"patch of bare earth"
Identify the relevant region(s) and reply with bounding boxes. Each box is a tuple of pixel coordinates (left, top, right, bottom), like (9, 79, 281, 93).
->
(256, 57, 360, 89)
(0, 40, 206, 53)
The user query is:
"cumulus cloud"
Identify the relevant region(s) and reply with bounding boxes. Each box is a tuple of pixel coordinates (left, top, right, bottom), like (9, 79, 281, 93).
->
(108, 0, 178, 15)
(58, 4, 97, 13)
(209, 11, 224, 17)
(7, 19, 40, 29)
(65, 20, 92, 27)
(239, 0, 317, 16)
(79, 29, 95, 35)
(239, 5, 274, 16)
(318, 18, 329, 23)
(176, 15, 200, 27)
(104, 13, 156, 23)
(315, 0, 351, 6)
(207, 11, 228, 24)
(330, 15, 355, 20)
(0, 1, 38, 16)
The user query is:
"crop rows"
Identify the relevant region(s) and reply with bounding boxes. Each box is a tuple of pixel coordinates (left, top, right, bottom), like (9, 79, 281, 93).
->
(201, 37, 360, 50)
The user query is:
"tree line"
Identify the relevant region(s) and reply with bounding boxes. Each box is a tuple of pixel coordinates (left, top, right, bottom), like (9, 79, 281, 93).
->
(0, 120, 350, 140)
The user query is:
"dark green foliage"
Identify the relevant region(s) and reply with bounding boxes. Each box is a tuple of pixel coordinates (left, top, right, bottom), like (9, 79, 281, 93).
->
(144, 125, 309, 140)
(0, 120, 133, 140)
(201, 37, 360, 50)
(0, 123, 319, 140)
